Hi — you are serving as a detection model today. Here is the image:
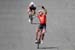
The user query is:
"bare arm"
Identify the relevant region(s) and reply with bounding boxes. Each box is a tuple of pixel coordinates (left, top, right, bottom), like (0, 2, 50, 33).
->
(41, 6, 47, 15)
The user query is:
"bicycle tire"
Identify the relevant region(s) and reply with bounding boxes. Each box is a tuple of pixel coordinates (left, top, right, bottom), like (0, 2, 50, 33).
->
(37, 43, 39, 49)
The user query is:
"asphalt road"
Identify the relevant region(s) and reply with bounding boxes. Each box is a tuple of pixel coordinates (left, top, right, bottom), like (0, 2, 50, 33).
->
(0, 0, 75, 50)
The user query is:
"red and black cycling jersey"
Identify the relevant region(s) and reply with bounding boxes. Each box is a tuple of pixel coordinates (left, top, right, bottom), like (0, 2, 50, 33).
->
(37, 14, 46, 24)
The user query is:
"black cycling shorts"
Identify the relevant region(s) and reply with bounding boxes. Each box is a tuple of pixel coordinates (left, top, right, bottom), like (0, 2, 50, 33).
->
(39, 24, 46, 30)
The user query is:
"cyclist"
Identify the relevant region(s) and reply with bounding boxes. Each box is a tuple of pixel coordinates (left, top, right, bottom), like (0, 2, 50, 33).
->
(27, 2, 36, 24)
(35, 6, 47, 44)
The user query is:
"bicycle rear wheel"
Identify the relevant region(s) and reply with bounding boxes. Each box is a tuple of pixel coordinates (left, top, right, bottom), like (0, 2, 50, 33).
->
(36, 40, 40, 49)
(37, 43, 39, 49)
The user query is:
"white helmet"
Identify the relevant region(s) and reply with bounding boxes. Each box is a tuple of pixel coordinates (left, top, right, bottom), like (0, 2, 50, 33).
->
(29, 2, 35, 6)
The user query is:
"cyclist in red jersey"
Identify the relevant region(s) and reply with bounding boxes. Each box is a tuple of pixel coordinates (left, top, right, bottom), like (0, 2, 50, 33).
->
(35, 6, 47, 44)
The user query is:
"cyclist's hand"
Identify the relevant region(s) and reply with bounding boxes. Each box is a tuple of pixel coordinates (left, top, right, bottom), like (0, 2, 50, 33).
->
(42, 6, 45, 9)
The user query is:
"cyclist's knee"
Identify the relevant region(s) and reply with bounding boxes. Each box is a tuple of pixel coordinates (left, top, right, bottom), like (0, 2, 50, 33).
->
(36, 28, 40, 33)
(42, 29, 46, 34)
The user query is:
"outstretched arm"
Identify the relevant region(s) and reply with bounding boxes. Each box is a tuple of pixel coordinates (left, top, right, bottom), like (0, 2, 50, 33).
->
(41, 6, 47, 15)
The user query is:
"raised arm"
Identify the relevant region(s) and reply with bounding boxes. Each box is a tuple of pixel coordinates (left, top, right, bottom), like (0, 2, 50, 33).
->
(41, 6, 47, 15)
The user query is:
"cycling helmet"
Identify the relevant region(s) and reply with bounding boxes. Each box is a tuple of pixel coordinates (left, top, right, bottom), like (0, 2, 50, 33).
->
(29, 2, 35, 6)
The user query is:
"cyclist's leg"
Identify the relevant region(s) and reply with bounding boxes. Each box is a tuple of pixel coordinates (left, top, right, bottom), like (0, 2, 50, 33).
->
(35, 29, 41, 44)
(38, 29, 42, 42)
(38, 25, 43, 43)
(29, 14, 33, 23)
(41, 29, 46, 40)
(41, 24, 46, 41)
(34, 10, 36, 15)
(35, 24, 42, 43)
(37, 27, 44, 44)
(36, 28, 40, 40)
(39, 28, 46, 44)
(29, 10, 36, 24)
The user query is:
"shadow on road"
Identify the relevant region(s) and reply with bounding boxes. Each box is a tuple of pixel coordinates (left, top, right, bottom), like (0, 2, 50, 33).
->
(39, 46, 58, 49)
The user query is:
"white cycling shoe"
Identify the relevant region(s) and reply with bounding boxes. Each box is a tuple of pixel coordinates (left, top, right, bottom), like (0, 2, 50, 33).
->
(41, 40, 44, 44)
(35, 40, 44, 44)
(28, 19, 31, 23)
(35, 40, 38, 43)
